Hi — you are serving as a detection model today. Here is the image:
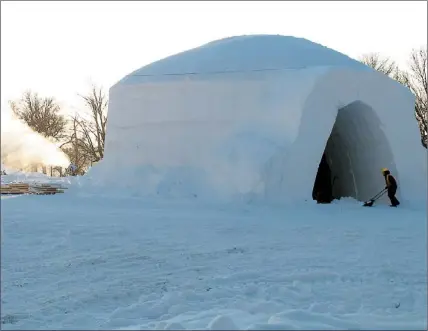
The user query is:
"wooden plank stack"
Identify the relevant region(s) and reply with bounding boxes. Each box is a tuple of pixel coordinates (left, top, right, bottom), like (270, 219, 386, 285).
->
(29, 183, 67, 195)
(1, 183, 30, 195)
(1, 182, 67, 195)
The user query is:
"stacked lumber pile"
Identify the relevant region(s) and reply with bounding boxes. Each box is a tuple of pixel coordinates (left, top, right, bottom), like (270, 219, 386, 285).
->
(1, 183, 30, 195)
(1, 182, 67, 195)
(29, 183, 67, 195)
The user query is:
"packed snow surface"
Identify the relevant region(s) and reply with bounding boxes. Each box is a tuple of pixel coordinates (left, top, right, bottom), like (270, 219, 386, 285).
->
(1, 184, 426, 330)
(119, 35, 370, 84)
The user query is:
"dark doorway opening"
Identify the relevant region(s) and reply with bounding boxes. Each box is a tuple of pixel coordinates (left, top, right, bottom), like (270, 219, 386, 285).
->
(311, 100, 397, 204)
(312, 154, 335, 203)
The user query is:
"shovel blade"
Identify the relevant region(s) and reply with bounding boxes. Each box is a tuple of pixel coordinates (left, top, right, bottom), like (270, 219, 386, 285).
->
(363, 200, 374, 207)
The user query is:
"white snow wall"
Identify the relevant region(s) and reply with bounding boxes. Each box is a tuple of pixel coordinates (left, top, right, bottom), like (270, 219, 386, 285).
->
(268, 68, 426, 204)
(98, 67, 426, 204)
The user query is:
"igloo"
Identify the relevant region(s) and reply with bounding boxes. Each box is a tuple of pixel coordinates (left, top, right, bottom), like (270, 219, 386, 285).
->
(97, 35, 426, 204)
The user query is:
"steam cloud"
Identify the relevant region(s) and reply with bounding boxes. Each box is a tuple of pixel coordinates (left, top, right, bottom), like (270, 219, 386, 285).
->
(1, 104, 70, 171)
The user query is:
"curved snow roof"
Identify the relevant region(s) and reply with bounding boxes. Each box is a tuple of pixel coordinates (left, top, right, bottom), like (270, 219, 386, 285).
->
(118, 35, 370, 85)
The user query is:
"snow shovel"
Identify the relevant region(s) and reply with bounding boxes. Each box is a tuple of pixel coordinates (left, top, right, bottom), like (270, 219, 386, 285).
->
(363, 188, 387, 207)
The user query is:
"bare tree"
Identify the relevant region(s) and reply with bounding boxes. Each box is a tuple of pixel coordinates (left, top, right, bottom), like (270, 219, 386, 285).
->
(407, 47, 427, 148)
(361, 49, 427, 148)
(60, 115, 92, 175)
(60, 85, 108, 171)
(9, 91, 67, 140)
(360, 53, 397, 76)
(77, 85, 108, 162)
(392, 66, 411, 88)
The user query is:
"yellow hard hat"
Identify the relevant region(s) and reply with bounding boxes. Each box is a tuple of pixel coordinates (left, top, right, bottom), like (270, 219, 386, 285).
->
(381, 168, 389, 173)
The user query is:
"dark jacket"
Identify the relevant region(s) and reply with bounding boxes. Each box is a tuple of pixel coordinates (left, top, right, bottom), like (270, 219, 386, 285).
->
(384, 171, 397, 190)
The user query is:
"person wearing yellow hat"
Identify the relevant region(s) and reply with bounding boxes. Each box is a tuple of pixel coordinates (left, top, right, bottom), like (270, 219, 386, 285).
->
(381, 168, 400, 207)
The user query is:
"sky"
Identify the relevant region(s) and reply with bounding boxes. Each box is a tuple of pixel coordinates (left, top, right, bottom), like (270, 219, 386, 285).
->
(1, 1, 427, 115)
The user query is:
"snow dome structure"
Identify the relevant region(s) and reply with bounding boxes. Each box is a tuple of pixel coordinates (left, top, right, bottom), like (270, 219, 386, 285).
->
(98, 35, 426, 204)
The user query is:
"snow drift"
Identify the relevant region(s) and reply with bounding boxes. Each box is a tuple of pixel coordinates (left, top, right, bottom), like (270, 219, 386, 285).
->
(89, 35, 426, 205)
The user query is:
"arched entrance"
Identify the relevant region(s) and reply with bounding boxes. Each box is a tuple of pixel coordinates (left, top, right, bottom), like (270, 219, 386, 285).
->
(312, 101, 397, 203)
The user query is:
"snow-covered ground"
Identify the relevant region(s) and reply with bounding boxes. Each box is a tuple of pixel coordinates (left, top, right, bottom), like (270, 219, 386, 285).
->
(1, 183, 426, 330)
(1, 172, 71, 186)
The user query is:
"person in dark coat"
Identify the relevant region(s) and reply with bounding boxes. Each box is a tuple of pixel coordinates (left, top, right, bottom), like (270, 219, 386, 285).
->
(312, 154, 333, 204)
(382, 168, 400, 207)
